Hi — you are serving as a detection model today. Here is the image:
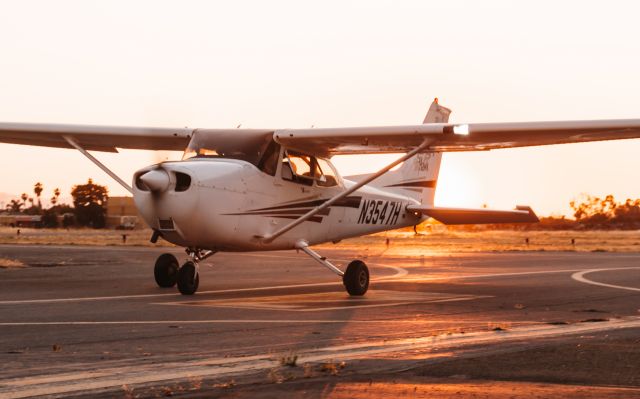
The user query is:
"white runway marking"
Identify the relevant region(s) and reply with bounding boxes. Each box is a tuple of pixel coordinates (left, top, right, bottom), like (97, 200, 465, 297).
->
(571, 267, 640, 292)
(2, 250, 637, 306)
(0, 261, 405, 305)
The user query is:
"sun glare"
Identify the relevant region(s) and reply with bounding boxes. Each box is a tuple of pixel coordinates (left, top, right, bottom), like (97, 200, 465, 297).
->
(434, 155, 482, 208)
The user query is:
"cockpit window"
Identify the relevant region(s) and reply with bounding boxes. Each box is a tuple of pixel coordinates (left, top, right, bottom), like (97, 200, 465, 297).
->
(281, 150, 339, 187)
(182, 130, 276, 172)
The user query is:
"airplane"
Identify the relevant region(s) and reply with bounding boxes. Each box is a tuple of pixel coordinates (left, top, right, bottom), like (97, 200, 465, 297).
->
(2, 98, 640, 296)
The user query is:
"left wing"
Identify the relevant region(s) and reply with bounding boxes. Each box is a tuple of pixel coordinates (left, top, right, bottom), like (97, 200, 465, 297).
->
(274, 119, 640, 156)
(407, 205, 539, 225)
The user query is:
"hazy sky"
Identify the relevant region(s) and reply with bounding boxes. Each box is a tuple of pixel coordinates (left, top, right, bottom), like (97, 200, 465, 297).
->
(1, 0, 640, 216)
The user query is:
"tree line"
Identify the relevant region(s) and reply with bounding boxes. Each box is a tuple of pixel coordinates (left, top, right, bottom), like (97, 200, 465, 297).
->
(3, 179, 109, 228)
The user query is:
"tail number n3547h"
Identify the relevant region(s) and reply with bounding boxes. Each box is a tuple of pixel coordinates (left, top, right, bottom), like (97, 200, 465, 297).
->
(357, 200, 403, 225)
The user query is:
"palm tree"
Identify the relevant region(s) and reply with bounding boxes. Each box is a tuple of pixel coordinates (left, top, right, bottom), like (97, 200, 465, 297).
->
(34, 182, 43, 209)
(50, 188, 61, 207)
(20, 193, 28, 207)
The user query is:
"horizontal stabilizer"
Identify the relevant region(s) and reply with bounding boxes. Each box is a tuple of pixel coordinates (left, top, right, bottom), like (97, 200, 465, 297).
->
(407, 205, 539, 225)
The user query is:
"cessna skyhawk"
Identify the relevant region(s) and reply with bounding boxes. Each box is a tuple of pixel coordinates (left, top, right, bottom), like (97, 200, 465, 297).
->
(2, 99, 640, 296)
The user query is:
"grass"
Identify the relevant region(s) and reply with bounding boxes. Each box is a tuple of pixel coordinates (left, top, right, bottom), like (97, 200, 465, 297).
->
(1, 227, 639, 253)
(0, 227, 172, 247)
(319, 229, 640, 254)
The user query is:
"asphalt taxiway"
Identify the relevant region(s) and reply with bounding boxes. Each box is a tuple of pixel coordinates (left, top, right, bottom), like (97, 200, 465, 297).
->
(1, 244, 639, 398)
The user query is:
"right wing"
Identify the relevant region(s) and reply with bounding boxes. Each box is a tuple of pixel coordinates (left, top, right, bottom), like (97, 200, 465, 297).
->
(408, 205, 539, 225)
(0, 122, 198, 152)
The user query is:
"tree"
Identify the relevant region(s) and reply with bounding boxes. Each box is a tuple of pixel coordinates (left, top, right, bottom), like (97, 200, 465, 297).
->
(20, 193, 28, 207)
(5, 199, 23, 213)
(71, 179, 109, 228)
(34, 182, 43, 209)
(570, 194, 640, 229)
(44, 188, 65, 227)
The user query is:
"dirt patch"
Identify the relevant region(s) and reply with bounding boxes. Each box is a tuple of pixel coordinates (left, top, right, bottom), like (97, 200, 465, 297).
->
(202, 378, 640, 399)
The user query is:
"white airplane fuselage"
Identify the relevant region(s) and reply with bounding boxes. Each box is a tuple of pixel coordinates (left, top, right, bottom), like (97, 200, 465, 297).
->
(133, 158, 424, 251)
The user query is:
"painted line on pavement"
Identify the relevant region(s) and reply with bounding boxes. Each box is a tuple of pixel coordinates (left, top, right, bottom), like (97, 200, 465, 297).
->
(571, 267, 640, 292)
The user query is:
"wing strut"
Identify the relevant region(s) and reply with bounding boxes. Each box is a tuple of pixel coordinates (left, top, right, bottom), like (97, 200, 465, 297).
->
(63, 135, 133, 194)
(261, 139, 433, 243)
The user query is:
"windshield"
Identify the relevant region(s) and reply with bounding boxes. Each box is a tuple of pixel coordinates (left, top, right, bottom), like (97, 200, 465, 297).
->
(182, 130, 274, 167)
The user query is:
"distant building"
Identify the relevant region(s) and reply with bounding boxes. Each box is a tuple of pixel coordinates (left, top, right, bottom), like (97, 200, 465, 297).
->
(0, 214, 42, 228)
(106, 196, 141, 229)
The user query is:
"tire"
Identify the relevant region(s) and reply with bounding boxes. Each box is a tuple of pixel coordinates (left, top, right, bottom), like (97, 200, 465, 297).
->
(154, 253, 179, 288)
(343, 260, 369, 296)
(177, 261, 199, 295)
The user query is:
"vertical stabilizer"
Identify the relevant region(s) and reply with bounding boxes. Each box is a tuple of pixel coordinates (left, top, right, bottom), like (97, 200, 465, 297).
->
(346, 98, 449, 205)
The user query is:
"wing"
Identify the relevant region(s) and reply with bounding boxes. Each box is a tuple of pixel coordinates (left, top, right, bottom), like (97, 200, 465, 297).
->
(274, 119, 640, 156)
(0, 122, 197, 152)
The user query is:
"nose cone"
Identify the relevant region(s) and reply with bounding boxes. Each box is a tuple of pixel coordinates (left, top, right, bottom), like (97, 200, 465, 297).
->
(139, 169, 170, 192)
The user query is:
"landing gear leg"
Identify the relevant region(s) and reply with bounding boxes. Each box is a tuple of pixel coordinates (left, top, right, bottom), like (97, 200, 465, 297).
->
(176, 248, 216, 295)
(295, 240, 370, 296)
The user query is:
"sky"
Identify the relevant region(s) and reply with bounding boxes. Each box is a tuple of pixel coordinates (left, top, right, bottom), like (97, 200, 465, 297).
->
(1, 0, 640, 216)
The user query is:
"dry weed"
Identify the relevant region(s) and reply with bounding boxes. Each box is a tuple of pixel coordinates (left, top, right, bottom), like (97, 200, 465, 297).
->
(213, 379, 235, 389)
(267, 368, 284, 384)
(280, 352, 298, 367)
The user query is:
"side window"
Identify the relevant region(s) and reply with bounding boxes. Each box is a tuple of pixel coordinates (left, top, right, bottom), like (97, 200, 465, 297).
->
(317, 158, 338, 187)
(257, 140, 280, 176)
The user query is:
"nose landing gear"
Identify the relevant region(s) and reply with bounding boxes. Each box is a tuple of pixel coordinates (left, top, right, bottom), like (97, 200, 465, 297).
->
(153, 249, 215, 295)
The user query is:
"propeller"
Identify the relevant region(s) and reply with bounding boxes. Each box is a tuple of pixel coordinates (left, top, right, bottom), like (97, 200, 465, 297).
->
(137, 165, 171, 240)
(139, 169, 170, 193)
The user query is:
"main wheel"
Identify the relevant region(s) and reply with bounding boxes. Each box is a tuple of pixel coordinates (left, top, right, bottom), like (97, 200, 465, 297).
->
(177, 261, 199, 295)
(343, 260, 369, 296)
(154, 253, 179, 288)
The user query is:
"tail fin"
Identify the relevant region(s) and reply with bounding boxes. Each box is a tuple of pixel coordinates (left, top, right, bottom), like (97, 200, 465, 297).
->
(347, 99, 449, 205)
(423, 98, 451, 123)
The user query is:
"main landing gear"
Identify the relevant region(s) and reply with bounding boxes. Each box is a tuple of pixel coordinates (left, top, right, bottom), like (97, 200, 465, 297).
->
(154, 248, 215, 295)
(295, 240, 370, 296)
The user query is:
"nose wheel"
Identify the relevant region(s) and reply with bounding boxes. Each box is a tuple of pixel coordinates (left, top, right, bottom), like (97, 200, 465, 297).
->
(163, 248, 216, 295)
(154, 253, 179, 288)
